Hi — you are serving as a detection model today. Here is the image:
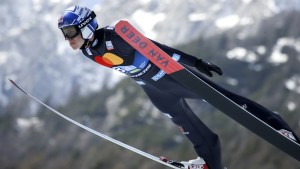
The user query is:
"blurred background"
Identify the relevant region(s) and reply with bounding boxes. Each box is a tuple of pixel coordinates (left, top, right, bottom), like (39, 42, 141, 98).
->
(1, 0, 300, 168)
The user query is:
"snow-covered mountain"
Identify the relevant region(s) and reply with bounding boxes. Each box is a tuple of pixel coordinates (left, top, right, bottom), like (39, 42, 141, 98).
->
(1, 0, 300, 112)
(1, 0, 119, 109)
(95, 0, 300, 44)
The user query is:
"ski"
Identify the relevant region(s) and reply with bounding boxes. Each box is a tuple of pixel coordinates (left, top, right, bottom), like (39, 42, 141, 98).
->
(115, 20, 300, 161)
(9, 79, 181, 169)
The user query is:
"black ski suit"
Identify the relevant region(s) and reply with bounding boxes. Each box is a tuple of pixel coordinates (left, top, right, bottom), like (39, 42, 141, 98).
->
(80, 26, 299, 169)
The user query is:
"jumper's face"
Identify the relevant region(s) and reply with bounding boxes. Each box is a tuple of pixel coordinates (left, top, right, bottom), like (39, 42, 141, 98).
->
(66, 34, 85, 50)
(61, 26, 85, 50)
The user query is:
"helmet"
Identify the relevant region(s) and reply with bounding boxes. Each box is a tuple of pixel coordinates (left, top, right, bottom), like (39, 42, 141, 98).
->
(58, 6, 98, 39)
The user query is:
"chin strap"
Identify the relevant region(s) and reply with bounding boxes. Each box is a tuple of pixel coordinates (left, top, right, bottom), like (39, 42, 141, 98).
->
(80, 31, 96, 49)
(80, 38, 92, 49)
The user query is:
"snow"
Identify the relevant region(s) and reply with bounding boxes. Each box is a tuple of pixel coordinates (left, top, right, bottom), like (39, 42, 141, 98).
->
(215, 15, 254, 30)
(2, 0, 300, 110)
(0, 52, 8, 65)
(8, 27, 24, 37)
(211, 3, 222, 12)
(49, 0, 72, 5)
(79, 0, 104, 9)
(189, 13, 207, 22)
(256, 46, 267, 55)
(44, 13, 55, 23)
(267, 0, 280, 13)
(269, 37, 300, 65)
(215, 15, 240, 30)
(16, 117, 42, 130)
(139, 0, 152, 5)
(287, 101, 297, 111)
(269, 50, 288, 65)
(131, 9, 166, 39)
(32, 0, 42, 11)
(285, 75, 300, 94)
(226, 47, 258, 62)
(227, 47, 247, 59)
(240, 17, 254, 25)
(241, 0, 253, 4)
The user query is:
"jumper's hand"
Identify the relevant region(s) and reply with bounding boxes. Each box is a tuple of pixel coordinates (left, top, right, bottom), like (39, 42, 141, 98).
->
(195, 59, 223, 77)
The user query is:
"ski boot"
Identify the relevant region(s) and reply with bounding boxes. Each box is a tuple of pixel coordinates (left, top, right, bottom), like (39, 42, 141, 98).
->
(278, 129, 298, 142)
(160, 156, 209, 169)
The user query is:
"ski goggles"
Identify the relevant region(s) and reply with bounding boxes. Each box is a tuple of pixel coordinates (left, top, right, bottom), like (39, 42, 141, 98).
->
(61, 26, 80, 39)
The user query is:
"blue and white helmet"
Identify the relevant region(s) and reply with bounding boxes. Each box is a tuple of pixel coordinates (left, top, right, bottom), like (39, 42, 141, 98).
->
(58, 6, 98, 39)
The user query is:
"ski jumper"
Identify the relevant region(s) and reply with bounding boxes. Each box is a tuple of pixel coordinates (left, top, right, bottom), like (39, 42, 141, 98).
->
(81, 27, 299, 169)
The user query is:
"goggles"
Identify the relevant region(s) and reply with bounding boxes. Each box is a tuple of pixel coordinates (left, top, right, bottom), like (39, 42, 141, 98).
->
(60, 11, 97, 39)
(61, 26, 80, 39)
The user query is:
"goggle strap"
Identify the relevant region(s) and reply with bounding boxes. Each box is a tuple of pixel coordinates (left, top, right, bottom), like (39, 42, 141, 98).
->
(77, 11, 96, 29)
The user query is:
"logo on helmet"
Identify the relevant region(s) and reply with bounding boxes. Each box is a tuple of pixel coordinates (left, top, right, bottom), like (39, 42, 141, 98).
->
(78, 16, 93, 29)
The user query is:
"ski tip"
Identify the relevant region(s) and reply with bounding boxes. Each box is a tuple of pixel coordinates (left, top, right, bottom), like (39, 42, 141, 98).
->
(8, 78, 16, 86)
(8, 78, 14, 84)
(8, 78, 28, 95)
(117, 20, 128, 24)
(115, 20, 127, 28)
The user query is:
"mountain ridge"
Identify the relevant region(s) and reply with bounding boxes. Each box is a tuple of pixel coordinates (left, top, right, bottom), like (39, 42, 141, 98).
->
(2, 0, 300, 111)
(1, 8, 300, 168)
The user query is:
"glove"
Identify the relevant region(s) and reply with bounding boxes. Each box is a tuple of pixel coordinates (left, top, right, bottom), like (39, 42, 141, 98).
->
(195, 59, 223, 77)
